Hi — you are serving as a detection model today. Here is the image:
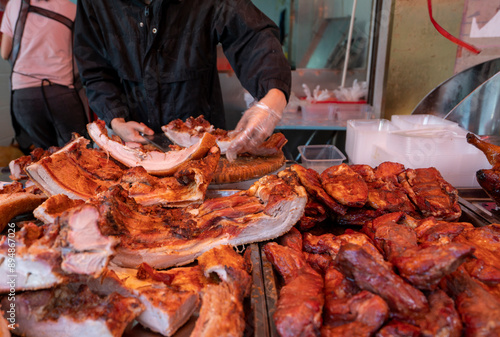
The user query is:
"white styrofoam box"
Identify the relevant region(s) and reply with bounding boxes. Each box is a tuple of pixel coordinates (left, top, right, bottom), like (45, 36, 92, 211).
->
(345, 119, 399, 167)
(391, 114, 458, 130)
(298, 145, 346, 173)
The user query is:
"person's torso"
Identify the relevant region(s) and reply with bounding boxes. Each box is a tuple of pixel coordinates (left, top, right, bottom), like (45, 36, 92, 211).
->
(4, 0, 76, 90)
(87, 0, 225, 130)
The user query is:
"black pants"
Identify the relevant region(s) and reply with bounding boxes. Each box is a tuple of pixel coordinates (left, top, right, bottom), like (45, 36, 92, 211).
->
(12, 84, 88, 150)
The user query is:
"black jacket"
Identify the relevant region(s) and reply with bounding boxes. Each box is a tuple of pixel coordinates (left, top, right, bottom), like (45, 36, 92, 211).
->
(74, 0, 291, 132)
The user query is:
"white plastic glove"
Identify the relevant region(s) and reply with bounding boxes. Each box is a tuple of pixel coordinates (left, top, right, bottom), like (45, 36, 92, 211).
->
(226, 102, 283, 162)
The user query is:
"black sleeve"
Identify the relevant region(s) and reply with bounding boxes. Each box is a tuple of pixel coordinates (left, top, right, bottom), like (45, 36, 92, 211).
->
(214, 0, 291, 102)
(73, 0, 129, 126)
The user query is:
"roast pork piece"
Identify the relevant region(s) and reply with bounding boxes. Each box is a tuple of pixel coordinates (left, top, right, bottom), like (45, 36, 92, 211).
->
(1, 284, 143, 337)
(263, 242, 324, 337)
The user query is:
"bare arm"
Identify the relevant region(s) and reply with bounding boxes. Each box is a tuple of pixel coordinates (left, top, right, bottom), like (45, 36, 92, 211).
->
(0, 33, 12, 60)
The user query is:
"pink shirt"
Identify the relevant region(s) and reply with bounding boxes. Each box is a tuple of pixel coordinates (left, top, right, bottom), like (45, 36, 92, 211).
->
(0, 0, 76, 90)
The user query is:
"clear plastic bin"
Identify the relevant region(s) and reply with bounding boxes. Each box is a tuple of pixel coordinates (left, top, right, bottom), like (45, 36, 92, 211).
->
(298, 145, 346, 173)
(391, 114, 458, 130)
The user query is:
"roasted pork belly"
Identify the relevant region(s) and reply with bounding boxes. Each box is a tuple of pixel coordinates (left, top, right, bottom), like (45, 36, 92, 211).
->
(56, 204, 119, 277)
(0, 223, 66, 293)
(87, 264, 201, 336)
(1, 284, 143, 337)
(26, 135, 220, 207)
(33, 194, 85, 224)
(57, 171, 306, 269)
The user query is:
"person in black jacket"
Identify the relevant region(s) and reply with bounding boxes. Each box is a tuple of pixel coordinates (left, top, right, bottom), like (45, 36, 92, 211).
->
(74, 0, 291, 160)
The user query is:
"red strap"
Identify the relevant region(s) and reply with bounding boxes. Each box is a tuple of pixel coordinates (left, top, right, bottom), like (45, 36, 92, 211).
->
(427, 0, 481, 54)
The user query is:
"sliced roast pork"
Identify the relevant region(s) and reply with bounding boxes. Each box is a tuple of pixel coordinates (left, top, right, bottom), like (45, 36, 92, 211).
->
(88, 119, 217, 175)
(0, 223, 67, 293)
(162, 115, 287, 156)
(56, 204, 119, 277)
(191, 245, 252, 337)
(86, 264, 202, 336)
(1, 284, 143, 337)
(60, 171, 306, 269)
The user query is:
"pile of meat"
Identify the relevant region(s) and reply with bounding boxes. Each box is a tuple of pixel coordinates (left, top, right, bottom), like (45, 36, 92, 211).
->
(286, 161, 462, 232)
(265, 213, 500, 336)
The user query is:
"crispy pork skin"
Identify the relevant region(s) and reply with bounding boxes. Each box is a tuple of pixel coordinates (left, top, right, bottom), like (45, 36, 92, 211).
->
(88, 119, 216, 176)
(33, 194, 85, 224)
(0, 223, 66, 293)
(56, 204, 119, 277)
(1, 285, 143, 337)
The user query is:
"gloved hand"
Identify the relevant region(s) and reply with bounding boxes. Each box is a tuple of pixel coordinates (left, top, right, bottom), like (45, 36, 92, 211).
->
(110, 118, 154, 143)
(226, 101, 283, 161)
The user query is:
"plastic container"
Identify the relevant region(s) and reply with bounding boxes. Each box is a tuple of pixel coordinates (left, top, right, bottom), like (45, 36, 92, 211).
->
(332, 103, 374, 122)
(300, 101, 372, 122)
(345, 119, 399, 168)
(391, 114, 458, 130)
(298, 145, 346, 173)
(301, 102, 335, 121)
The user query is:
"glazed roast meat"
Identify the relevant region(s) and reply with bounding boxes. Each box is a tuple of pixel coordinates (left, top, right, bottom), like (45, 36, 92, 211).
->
(263, 242, 324, 337)
(467, 132, 500, 207)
